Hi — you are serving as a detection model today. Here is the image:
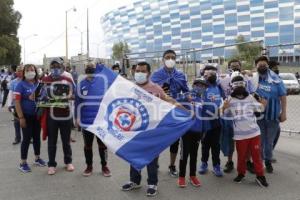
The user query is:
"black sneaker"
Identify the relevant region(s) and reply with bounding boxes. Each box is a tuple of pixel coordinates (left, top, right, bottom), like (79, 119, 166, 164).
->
(246, 161, 255, 174)
(265, 162, 273, 174)
(168, 165, 178, 177)
(12, 140, 20, 145)
(233, 174, 245, 183)
(224, 161, 234, 173)
(146, 185, 157, 197)
(255, 176, 269, 187)
(121, 182, 141, 191)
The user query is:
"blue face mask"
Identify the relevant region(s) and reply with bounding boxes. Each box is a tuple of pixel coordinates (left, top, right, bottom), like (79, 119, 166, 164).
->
(51, 68, 63, 78)
(193, 86, 206, 96)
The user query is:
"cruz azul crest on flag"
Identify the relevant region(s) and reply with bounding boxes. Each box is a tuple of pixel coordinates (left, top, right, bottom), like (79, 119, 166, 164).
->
(107, 98, 149, 132)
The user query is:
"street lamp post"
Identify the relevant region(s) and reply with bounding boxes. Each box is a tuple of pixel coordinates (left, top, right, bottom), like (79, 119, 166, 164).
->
(65, 7, 76, 62)
(74, 26, 84, 55)
(23, 34, 38, 64)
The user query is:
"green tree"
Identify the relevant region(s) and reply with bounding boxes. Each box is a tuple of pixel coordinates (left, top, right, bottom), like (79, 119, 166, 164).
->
(0, 0, 22, 65)
(111, 41, 130, 61)
(230, 35, 263, 69)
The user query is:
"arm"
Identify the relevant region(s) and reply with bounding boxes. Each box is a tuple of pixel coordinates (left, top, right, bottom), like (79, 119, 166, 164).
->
(15, 97, 26, 128)
(279, 95, 287, 122)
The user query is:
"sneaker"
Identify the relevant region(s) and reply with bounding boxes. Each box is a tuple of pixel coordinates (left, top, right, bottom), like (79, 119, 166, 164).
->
(177, 177, 186, 188)
(121, 182, 142, 191)
(34, 158, 46, 167)
(223, 161, 234, 173)
(146, 185, 157, 197)
(255, 176, 269, 187)
(12, 140, 20, 145)
(265, 162, 273, 174)
(102, 166, 111, 177)
(271, 158, 277, 163)
(48, 167, 56, 175)
(246, 161, 255, 174)
(233, 174, 245, 183)
(213, 165, 223, 177)
(190, 176, 201, 187)
(168, 165, 178, 177)
(198, 162, 208, 174)
(82, 165, 93, 177)
(19, 163, 31, 173)
(66, 164, 75, 172)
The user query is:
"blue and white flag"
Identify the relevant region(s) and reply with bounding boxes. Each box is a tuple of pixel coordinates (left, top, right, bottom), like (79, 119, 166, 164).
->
(85, 66, 194, 170)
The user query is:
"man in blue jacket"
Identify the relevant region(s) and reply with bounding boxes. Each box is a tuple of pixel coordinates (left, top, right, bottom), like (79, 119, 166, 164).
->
(75, 63, 115, 177)
(151, 49, 189, 177)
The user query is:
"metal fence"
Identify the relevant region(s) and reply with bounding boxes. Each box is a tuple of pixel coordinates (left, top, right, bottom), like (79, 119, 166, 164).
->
(124, 41, 300, 134)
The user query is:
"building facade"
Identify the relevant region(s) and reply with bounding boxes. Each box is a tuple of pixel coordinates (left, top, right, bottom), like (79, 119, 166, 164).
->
(101, 0, 300, 63)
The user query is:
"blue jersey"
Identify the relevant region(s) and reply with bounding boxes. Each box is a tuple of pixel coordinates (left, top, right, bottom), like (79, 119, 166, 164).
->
(14, 80, 38, 115)
(9, 78, 21, 106)
(256, 71, 286, 120)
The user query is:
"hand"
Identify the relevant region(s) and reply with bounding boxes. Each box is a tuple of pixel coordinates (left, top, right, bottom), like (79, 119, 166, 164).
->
(19, 118, 26, 128)
(279, 112, 287, 123)
(259, 98, 268, 107)
(29, 93, 35, 101)
(223, 99, 231, 110)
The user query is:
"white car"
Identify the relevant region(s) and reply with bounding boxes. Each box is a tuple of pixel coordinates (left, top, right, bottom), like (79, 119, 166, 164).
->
(279, 73, 300, 95)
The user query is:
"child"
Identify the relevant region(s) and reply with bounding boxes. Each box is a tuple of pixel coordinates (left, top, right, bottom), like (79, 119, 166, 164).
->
(177, 78, 208, 188)
(221, 74, 269, 187)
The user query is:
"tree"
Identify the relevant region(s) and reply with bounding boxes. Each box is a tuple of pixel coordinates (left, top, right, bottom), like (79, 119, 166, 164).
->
(0, 0, 22, 65)
(111, 41, 130, 62)
(230, 35, 263, 69)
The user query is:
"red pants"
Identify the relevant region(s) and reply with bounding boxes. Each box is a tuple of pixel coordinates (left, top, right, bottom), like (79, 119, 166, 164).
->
(236, 135, 264, 176)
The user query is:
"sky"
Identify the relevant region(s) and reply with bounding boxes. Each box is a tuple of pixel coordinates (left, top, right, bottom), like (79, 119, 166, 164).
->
(14, 0, 133, 64)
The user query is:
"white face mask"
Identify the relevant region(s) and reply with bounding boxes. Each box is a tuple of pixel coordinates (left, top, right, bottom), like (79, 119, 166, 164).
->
(24, 71, 36, 80)
(134, 72, 148, 84)
(165, 59, 176, 69)
(113, 70, 120, 74)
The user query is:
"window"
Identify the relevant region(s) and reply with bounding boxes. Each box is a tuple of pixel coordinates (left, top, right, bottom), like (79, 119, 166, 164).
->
(172, 28, 181, 35)
(265, 1, 278, 9)
(213, 25, 225, 34)
(280, 25, 294, 43)
(250, 0, 263, 6)
(191, 31, 201, 40)
(280, 7, 294, 21)
(213, 37, 225, 44)
(202, 13, 212, 20)
(181, 23, 191, 29)
(251, 31, 264, 37)
(225, 29, 237, 36)
(251, 17, 264, 27)
(181, 41, 191, 49)
(265, 37, 278, 46)
(213, 48, 224, 56)
(163, 35, 171, 43)
(237, 5, 249, 12)
(265, 12, 278, 20)
(191, 19, 201, 28)
(224, 1, 236, 10)
(238, 15, 250, 22)
(202, 23, 212, 32)
(296, 28, 300, 42)
(238, 25, 250, 32)
(181, 32, 190, 38)
(265, 23, 278, 33)
(180, 14, 190, 21)
(212, 8, 224, 15)
(190, 6, 200, 15)
(225, 14, 237, 26)
(202, 35, 213, 42)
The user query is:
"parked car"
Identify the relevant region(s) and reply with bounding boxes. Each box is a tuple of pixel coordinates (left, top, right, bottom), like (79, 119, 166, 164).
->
(279, 73, 300, 95)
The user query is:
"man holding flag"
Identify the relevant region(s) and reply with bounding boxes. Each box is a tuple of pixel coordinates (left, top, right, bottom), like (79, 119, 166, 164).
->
(75, 62, 194, 197)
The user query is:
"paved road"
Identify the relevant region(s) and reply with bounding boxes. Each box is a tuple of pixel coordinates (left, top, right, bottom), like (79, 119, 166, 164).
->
(0, 109, 299, 200)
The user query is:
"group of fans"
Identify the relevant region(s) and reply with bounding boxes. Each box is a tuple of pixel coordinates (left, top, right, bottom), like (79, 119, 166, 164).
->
(0, 49, 287, 197)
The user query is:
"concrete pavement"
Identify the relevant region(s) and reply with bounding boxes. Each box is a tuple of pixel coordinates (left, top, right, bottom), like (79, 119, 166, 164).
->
(0, 109, 299, 200)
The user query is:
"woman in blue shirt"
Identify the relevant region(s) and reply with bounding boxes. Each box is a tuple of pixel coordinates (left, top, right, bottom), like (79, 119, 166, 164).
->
(15, 64, 46, 173)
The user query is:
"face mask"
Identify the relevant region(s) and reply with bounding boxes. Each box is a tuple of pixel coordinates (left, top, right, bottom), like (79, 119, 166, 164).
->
(50, 68, 63, 78)
(134, 72, 148, 84)
(193, 86, 206, 96)
(24, 71, 36, 80)
(232, 68, 241, 72)
(165, 59, 176, 69)
(231, 86, 248, 99)
(85, 67, 95, 74)
(257, 65, 268, 75)
(113, 70, 120, 74)
(207, 75, 217, 84)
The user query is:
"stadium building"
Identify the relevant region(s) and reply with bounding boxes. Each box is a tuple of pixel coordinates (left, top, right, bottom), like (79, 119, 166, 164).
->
(101, 0, 300, 63)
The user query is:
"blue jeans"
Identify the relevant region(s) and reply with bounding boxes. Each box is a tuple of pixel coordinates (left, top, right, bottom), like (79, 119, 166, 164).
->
(257, 119, 279, 163)
(130, 157, 158, 185)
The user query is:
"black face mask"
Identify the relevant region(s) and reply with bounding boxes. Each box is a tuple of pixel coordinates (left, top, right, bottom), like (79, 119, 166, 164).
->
(231, 68, 241, 72)
(207, 75, 217, 84)
(231, 86, 249, 99)
(273, 69, 279, 75)
(257, 65, 268, 75)
(85, 67, 95, 74)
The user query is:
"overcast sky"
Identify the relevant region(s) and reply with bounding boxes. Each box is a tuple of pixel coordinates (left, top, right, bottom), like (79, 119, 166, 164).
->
(14, 0, 133, 64)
